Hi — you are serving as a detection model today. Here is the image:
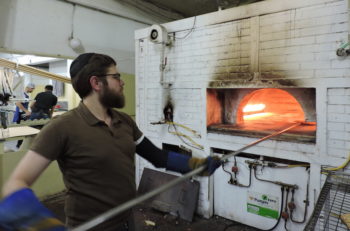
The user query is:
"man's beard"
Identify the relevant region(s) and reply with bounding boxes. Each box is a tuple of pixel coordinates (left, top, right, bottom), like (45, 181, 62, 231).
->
(99, 85, 125, 108)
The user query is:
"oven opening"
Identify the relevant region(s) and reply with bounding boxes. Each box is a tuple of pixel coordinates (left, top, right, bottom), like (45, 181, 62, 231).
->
(207, 88, 316, 143)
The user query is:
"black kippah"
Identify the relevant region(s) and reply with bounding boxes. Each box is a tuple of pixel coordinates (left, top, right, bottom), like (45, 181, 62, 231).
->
(69, 53, 95, 78)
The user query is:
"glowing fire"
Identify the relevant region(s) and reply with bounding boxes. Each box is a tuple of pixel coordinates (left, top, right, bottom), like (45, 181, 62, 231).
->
(243, 104, 270, 119)
(243, 104, 266, 113)
(236, 89, 307, 125)
(207, 88, 316, 137)
(206, 89, 222, 126)
(244, 112, 273, 120)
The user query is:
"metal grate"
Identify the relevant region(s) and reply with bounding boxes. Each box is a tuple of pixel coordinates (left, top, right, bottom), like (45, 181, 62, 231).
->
(305, 172, 350, 230)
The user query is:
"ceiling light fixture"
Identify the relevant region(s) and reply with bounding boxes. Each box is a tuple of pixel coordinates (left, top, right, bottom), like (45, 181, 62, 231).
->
(68, 4, 84, 53)
(69, 37, 82, 50)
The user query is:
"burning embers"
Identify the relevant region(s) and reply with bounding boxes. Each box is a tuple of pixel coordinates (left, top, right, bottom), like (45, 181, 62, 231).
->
(207, 88, 316, 143)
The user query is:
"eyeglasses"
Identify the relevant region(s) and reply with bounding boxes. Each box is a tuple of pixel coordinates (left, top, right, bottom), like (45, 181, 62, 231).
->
(97, 73, 121, 81)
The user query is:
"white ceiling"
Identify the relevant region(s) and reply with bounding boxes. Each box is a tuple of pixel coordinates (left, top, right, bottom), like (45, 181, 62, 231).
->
(118, 0, 264, 19)
(0, 0, 265, 74)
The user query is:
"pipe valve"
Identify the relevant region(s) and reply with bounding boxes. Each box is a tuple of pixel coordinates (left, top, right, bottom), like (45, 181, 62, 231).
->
(336, 42, 350, 57)
(231, 166, 239, 173)
(336, 48, 350, 57)
(288, 202, 296, 210)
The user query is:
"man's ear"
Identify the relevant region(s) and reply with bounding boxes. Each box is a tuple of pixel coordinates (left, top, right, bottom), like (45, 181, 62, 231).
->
(90, 76, 102, 91)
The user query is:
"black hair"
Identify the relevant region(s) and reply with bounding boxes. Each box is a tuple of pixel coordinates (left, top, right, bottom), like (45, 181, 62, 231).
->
(45, 85, 53, 91)
(69, 53, 116, 98)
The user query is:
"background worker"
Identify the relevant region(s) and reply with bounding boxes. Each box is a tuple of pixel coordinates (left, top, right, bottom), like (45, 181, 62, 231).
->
(13, 83, 35, 148)
(0, 53, 221, 231)
(13, 83, 35, 124)
(30, 84, 57, 120)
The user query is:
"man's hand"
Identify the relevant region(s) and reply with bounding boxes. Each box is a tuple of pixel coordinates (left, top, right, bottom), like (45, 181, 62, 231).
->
(188, 156, 222, 176)
(0, 188, 66, 231)
(166, 151, 222, 175)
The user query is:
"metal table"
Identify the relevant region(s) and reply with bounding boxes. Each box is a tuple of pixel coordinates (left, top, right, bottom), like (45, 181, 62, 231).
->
(305, 172, 350, 231)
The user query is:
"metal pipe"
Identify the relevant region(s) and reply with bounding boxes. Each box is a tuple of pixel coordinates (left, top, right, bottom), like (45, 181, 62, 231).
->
(70, 122, 301, 231)
(264, 186, 285, 231)
(290, 168, 310, 223)
(253, 167, 299, 189)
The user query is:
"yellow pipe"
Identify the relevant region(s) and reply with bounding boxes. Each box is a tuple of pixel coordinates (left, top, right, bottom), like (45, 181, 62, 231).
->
(324, 152, 350, 171)
(166, 121, 201, 138)
(168, 131, 203, 150)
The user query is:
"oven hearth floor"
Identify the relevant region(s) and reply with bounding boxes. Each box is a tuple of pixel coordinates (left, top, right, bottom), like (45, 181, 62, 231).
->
(208, 122, 316, 143)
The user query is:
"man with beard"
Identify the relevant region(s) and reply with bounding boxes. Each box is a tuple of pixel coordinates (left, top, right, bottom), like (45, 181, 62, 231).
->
(0, 53, 221, 231)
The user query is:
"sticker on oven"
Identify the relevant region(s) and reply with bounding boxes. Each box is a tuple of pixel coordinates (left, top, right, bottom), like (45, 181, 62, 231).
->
(247, 191, 279, 219)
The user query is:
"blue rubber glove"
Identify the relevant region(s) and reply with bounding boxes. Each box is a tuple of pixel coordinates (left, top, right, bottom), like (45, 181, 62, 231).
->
(166, 151, 222, 175)
(0, 188, 66, 231)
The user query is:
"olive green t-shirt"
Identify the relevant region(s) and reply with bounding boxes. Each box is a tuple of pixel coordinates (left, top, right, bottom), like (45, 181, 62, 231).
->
(30, 102, 142, 230)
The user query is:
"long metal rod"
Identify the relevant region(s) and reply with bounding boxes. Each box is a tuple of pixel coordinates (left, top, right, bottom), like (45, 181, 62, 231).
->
(221, 122, 302, 162)
(70, 122, 301, 231)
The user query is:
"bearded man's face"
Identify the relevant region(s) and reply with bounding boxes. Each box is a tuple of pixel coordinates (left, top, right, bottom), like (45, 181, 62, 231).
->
(98, 81, 125, 108)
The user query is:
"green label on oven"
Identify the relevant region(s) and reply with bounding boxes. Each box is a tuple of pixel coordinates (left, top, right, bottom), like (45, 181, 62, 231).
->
(247, 191, 279, 219)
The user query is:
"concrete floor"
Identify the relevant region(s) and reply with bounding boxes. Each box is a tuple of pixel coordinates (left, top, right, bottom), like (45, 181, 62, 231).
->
(132, 205, 260, 231)
(43, 192, 260, 231)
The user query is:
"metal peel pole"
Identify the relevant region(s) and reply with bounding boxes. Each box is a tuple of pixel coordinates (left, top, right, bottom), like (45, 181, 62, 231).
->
(70, 122, 301, 231)
(221, 122, 302, 162)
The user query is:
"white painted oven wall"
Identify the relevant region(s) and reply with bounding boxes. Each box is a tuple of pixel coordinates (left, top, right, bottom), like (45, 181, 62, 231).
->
(214, 155, 310, 231)
(135, 0, 350, 223)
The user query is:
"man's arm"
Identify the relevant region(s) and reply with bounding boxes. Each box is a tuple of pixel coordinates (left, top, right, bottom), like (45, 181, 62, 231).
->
(3, 150, 51, 196)
(15, 102, 31, 116)
(0, 151, 66, 230)
(49, 96, 58, 118)
(30, 101, 36, 111)
(136, 136, 221, 175)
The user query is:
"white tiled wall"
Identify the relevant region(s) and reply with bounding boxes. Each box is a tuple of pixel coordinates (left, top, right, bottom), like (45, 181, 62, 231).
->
(327, 88, 350, 157)
(135, 0, 350, 219)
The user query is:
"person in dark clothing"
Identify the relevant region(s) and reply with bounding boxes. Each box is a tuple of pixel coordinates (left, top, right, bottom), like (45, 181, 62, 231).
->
(30, 85, 58, 120)
(0, 53, 222, 231)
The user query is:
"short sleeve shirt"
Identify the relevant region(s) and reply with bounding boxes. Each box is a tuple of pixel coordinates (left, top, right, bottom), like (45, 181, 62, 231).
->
(32, 91, 58, 114)
(30, 102, 142, 229)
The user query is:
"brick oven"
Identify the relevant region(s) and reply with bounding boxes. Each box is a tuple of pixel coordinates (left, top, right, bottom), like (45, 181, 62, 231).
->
(135, 0, 350, 230)
(207, 87, 316, 143)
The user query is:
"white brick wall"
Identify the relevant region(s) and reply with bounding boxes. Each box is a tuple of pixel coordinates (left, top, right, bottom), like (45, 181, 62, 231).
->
(327, 88, 350, 158)
(135, 0, 350, 221)
(260, 0, 348, 80)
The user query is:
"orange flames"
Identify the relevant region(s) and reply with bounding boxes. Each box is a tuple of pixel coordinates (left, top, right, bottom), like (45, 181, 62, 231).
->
(207, 89, 222, 126)
(207, 88, 316, 135)
(242, 103, 271, 120)
(243, 103, 266, 113)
